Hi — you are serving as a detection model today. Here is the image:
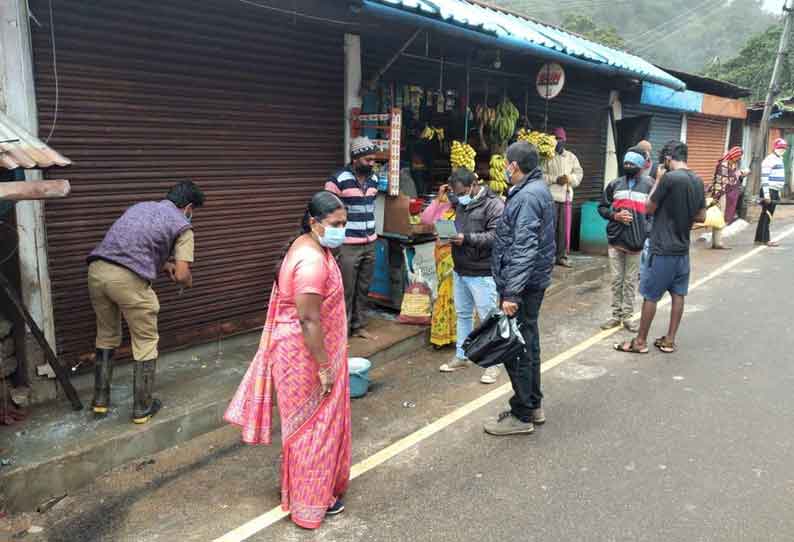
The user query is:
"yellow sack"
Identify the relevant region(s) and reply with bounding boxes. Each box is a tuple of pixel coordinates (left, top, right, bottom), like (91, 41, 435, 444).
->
(398, 282, 432, 325)
(704, 205, 726, 229)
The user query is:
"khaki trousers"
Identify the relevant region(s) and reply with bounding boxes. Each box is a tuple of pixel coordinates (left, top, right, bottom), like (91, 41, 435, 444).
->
(608, 247, 640, 320)
(87, 260, 160, 361)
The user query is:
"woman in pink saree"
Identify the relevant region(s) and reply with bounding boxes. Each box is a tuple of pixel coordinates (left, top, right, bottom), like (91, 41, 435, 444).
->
(225, 191, 352, 529)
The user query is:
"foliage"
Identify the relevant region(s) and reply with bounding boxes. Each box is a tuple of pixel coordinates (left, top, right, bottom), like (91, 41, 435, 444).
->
(704, 24, 793, 102)
(560, 14, 625, 49)
(493, 0, 777, 74)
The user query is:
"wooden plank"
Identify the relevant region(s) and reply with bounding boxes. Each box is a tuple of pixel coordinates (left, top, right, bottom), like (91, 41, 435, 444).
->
(0, 179, 71, 200)
(0, 271, 83, 411)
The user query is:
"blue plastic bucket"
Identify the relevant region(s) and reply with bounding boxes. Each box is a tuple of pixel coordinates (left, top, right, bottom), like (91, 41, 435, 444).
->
(348, 357, 372, 398)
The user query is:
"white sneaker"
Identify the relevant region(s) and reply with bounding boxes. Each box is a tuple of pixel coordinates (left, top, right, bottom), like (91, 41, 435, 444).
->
(480, 365, 500, 384)
(440, 357, 470, 372)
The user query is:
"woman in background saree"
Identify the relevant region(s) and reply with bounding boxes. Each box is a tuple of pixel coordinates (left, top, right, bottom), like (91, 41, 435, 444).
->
(225, 191, 351, 530)
(709, 146, 744, 249)
(420, 187, 457, 349)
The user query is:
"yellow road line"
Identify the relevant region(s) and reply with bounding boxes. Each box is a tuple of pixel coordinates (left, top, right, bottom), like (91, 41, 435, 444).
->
(213, 225, 794, 542)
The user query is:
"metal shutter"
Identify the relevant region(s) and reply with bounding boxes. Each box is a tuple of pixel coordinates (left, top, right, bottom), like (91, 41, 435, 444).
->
(686, 115, 728, 184)
(622, 104, 682, 161)
(30, 0, 345, 363)
(527, 83, 609, 208)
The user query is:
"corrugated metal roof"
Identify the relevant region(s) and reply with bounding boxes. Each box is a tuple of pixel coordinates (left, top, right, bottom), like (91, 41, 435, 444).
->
(366, 0, 685, 90)
(0, 109, 72, 170)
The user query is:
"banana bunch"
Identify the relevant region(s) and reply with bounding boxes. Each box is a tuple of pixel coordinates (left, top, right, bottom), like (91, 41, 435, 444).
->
(488, 154, 508, 195)
(475, 105, 497, 127)
(450, 140, 476, 172)
(516, 129, 557, 161)
(420, 125, 445, 141)
(493, 99, 519, 145)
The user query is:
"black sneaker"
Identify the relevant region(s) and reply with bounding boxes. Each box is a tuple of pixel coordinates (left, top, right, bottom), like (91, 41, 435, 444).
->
(326, 500, 345, 516)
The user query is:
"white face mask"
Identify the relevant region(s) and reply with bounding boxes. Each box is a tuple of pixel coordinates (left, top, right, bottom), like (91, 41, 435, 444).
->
(775, 149, 787, 158)
(316, 223, 346, 248)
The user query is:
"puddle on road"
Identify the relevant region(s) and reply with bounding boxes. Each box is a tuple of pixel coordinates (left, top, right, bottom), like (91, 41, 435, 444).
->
(684, 304, 705, 314)
(557, 363, 607, 381)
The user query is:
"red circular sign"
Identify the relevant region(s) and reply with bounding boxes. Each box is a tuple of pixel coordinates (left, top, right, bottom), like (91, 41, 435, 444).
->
(536, 63, 566, 100)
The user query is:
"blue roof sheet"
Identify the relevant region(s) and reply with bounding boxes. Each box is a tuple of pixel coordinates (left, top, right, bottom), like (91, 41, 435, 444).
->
(369, 0, 685, 90)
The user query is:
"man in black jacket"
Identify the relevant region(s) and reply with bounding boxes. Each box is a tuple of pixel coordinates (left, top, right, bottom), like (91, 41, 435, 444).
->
(437, 169, 505, 385)
(485, 141, 555, 436)
(598, 149, 653, 332)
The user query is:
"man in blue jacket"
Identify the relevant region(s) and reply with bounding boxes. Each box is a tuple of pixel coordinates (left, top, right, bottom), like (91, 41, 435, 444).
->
(485, 141, 556, 436)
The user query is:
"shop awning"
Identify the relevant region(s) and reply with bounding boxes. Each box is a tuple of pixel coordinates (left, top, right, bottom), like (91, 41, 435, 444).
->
(362, 0, 686, 91)
(0, 110, 71, 170)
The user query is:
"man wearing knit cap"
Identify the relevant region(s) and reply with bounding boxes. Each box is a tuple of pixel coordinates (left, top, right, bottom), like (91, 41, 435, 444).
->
(754, 138, 787, 247)
(543, 127, 583, 268)
(325, 137, 380, 339)
(598, 148, 653, 332)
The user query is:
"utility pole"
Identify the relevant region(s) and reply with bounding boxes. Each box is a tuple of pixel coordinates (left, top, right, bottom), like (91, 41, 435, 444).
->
(749, 0, 794, 200)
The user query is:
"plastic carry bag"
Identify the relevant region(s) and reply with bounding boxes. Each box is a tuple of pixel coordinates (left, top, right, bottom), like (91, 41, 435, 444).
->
(462, 310, 526, 368)
(704, 205, 726, 230)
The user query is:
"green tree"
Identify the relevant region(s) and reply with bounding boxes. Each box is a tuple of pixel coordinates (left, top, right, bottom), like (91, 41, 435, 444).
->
(494, 0, 776, 74)
(560, 14, 625, 49)
(704, 25, 793, 101)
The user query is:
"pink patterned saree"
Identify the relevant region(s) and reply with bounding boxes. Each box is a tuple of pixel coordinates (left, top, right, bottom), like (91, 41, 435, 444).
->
(225, 244, 351, 529)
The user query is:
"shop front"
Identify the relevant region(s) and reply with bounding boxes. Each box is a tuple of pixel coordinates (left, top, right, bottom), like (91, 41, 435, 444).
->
(354, 0, 685, 309)
(618, 74, 749, 185)
(29, 0, 349, 365)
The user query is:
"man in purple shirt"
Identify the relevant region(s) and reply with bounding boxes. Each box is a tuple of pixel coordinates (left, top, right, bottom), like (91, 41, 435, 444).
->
(87, 180, 204, 424)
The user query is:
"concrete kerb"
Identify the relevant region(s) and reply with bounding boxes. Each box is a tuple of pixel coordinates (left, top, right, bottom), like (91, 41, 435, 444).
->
(2, 331, 433, 514)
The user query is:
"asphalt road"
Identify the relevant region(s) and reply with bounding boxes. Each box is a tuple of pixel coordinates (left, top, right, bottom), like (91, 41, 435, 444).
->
(7, 219, 794, 542)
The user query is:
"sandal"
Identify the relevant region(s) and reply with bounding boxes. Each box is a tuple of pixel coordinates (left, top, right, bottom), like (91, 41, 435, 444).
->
(613, 339, 649, 354)
(654, 337, 676, 354)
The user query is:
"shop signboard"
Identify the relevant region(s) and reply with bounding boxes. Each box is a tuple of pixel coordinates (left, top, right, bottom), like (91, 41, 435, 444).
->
(389, 108, 402, 196)
(537, 62, 566, 100)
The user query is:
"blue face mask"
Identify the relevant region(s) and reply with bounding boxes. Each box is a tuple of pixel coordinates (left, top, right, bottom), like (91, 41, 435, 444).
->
(457, 194, 472, 206)
(504, 165, 513, 185)
(318, 224, 346, 248)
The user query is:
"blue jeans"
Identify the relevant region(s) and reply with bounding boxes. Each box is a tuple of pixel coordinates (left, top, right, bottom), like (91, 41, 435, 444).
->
(453, 272, 499, 360)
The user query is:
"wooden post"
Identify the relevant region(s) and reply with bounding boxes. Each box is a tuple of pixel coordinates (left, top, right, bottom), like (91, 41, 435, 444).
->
(1, 0, 58, 366)
(748, 0, 793, 200)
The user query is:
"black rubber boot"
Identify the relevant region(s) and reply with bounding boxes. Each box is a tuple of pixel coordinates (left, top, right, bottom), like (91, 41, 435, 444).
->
(132, 359, 161, 424)
(91, 348, 114, 416)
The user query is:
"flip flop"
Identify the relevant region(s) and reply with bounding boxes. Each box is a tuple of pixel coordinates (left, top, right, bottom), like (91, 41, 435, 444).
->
(613, 339, 649, 354)
(654, 337, 677, 354)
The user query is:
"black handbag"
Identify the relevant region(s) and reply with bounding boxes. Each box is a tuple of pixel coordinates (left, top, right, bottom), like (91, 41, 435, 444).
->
(462, 310, 526, 368)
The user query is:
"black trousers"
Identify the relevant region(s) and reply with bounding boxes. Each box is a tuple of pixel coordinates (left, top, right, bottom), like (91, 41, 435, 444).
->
(755, 193, 778, 244)
(504, 288, 546, 421)
(554, 202, 567, 262)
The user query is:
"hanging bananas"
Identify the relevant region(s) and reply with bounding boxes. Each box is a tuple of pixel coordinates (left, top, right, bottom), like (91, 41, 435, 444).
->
(493, 99, 519, 146)
(450, 140, 476, 172)
(487, 154, 509, 196)
(421, 125, 445, 142)
(516, 129, 557, 161)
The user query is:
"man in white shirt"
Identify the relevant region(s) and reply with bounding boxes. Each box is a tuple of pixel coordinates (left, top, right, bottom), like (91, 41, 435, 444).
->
(542, 127, 583, 268)
(754, 138, 787, 247)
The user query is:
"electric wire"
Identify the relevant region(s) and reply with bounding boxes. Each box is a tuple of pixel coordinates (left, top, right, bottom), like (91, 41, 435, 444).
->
(44, 0, 58, 144)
